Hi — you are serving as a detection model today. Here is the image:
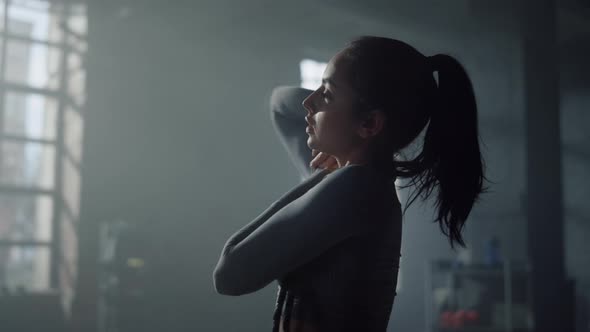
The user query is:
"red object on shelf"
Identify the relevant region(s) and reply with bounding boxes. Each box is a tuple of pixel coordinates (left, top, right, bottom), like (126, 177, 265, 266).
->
(440, 311, 454, 328)
(440, 309, 481, 329)
(465, 309, 480, 323)
(452, 310, 466, 328)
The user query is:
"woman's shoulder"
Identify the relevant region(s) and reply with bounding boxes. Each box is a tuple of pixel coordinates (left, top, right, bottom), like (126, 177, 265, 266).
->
(325, 164, 391, 189)
(316, 164, 397, 208)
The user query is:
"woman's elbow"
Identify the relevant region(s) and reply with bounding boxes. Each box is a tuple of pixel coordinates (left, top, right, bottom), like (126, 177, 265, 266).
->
(269, 86, 290, 112)
(213, 266, 268, 296)
(213, 266, 243, 296)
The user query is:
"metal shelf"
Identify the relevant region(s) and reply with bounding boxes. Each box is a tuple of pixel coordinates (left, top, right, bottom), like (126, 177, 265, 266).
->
(425, 259, 534, 332)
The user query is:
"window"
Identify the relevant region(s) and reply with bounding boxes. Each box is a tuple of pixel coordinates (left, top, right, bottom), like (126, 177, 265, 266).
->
(0, 0, 87, 317)
(299, 58, 327, 90)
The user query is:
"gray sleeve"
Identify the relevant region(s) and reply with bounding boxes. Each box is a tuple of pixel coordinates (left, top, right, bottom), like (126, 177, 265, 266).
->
(212, 165, 389, 296)
(269, 86, 315, 182)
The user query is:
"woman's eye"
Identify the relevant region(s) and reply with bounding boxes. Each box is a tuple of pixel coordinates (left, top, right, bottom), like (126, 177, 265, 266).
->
(321, 91, 331, 102)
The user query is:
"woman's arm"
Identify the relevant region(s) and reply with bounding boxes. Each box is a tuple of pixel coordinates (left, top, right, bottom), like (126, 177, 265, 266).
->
(216, 167, 329, 260)
(269, 86, 315, 182)
(212, 165, 390, 296)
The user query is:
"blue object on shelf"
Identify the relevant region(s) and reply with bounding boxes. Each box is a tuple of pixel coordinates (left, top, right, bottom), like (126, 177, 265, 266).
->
(484, 235, 501, 266)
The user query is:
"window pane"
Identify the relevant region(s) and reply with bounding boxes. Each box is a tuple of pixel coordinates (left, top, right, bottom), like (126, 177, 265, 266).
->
(0, 245, 50, 291)
(7, 11, 32, 35)
(300, 59, 327, 90)
(4, 91, 58, 140)
(0, 141, 55, 189)
(0, 193, 53, 241)
(7, 0, 63, 43)
(64, 105, 84, 165)
(59, 209, 77, 316)
(0, 1, 5, 32)
(5, 39, 62, 90)
(65, 4, 87, 53)
(62, 154, 80, 220)
(67, 52, 86, 106)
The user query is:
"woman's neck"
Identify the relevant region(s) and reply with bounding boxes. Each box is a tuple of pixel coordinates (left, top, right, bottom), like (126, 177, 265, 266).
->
(343, 147, 395, 173)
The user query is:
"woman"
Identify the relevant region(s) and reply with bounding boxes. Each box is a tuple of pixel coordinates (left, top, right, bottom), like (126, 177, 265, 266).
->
(213, 35, 488, 332)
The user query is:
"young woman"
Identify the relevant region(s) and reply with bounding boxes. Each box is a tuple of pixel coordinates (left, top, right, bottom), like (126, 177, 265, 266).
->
(213, 35, 488, 332)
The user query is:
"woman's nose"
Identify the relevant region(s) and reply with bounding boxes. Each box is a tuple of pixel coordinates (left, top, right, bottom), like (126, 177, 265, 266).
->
(302, 94, 315, 115)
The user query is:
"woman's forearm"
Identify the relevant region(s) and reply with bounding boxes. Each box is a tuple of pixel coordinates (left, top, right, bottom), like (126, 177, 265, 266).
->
(213, 167, 329, 295)
(269, 86, 315, 181)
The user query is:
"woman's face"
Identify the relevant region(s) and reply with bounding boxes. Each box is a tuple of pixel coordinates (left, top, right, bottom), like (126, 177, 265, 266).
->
(302, 50, 363, 157)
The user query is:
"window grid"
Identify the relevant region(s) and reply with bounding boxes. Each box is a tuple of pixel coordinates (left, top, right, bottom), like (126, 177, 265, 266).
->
(0, 0, 76, 292)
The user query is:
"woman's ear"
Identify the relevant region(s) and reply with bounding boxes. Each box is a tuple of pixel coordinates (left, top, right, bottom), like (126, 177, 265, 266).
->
(357, 108, 386, 139)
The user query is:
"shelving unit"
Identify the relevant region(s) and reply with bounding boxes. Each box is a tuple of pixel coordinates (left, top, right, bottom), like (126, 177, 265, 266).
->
(425, 259, 534, 332)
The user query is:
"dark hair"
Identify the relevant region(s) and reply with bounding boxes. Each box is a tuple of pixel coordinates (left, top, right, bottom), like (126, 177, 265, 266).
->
(341, 35, 490, 250)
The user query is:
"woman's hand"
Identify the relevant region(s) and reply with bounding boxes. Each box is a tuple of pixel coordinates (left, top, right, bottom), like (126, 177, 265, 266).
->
(310, 149, 339, 173)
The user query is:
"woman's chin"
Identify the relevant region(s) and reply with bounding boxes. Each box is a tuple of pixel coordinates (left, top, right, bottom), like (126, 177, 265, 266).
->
(307, 137, 318, 149)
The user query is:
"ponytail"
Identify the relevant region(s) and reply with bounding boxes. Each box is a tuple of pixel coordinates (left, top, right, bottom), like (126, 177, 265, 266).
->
(395, 53, 490, 250)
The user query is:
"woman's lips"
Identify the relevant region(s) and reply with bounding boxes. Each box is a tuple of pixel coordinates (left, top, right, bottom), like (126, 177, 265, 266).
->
(306, 126, 314, 133)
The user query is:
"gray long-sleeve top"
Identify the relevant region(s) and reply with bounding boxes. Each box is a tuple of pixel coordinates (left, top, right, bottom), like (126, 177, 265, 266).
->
(213, 86, 403, 331)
